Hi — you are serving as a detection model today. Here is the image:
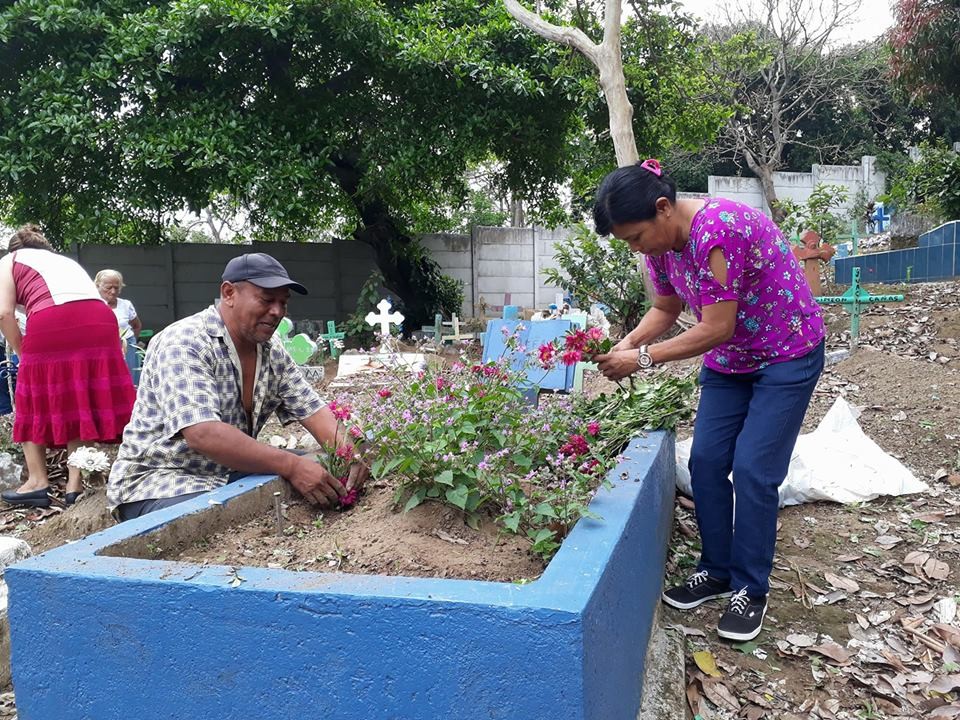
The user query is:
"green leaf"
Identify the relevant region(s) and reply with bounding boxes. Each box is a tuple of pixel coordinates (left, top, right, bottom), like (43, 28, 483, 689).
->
(530, 528, 555, 545)
(511, 453, 532, 469)
(503, 511, 521, 533)
(403, 488, 426, 513)
(426, 486, 440, 498)
(434, 469, 454, 486)
(465, 512, 481, 531)
(534, 502, 557, 518)
(445, 484, 469, 510)
(733, 641, 759, 655)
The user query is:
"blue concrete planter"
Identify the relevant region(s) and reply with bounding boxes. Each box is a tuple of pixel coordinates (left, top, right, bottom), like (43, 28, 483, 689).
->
(7, 432, 675, 720)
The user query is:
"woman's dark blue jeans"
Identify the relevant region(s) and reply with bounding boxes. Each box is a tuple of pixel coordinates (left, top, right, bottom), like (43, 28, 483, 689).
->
(689, 341, 824, 598)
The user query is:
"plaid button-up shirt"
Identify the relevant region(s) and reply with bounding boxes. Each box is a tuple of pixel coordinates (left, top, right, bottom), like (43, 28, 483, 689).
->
(107, 305, 324, 508)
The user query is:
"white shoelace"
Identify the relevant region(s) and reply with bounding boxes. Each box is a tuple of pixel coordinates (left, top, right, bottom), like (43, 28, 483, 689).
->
(685, 570, 710, 588)
(728, 588, 750, 615)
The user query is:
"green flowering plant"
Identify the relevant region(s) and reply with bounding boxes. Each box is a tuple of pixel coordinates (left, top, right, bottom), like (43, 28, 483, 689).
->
(338, 324, 694, 560)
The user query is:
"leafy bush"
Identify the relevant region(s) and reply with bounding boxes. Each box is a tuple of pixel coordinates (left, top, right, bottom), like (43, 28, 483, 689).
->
(542, 224, 648, 335)
(883, 140, 960, 223)
(342, 272, 386, 348)
(775, 183, 849, 245)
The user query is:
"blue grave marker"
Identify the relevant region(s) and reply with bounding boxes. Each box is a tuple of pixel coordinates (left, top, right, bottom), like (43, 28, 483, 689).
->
(481, 319, 575, 393)
(872, 203, 891, 233)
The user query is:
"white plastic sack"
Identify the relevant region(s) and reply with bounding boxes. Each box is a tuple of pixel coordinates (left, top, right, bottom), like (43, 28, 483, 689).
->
(676, 396, 928, 507)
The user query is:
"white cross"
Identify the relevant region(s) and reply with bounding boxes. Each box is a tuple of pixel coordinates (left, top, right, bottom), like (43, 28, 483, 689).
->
(365, 299, 404, 337)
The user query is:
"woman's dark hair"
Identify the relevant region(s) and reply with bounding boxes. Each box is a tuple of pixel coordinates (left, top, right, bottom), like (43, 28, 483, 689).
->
(7, 224, 54, 252)
(593, 161, 677, 235)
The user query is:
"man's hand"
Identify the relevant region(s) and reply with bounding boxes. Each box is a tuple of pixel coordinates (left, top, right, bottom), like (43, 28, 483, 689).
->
(611, 337, 634, 353)
(285, 455, 346, 506)
(594, 350, 641, 382)
(346, 458, 370, 492)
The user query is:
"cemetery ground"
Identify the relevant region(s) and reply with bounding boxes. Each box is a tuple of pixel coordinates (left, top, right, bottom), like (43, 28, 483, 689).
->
(0, 281, 957, 718)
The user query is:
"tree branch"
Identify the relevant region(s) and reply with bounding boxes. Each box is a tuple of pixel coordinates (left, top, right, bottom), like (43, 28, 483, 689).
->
(503, 0, 601, 64)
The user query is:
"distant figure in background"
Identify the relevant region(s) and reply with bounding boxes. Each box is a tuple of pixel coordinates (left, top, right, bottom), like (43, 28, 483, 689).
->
(864, 201, 876, 235)
(0, 225, 136, 507)
(95, 269, 142, 383)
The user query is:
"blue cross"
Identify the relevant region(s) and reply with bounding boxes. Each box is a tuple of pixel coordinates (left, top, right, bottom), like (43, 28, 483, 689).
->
(872, 203, 891, 232)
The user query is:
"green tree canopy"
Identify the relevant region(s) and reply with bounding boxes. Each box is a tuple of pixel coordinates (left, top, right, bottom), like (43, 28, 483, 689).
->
(890, 0, 960, 100)
(0, 0, 584, 326)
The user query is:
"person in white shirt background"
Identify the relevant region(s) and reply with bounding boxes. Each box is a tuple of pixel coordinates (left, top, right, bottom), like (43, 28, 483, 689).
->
(95, 269, 142, 384)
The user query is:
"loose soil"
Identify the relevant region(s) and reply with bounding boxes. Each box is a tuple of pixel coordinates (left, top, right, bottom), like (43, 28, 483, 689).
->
(165, 478, 545, 583)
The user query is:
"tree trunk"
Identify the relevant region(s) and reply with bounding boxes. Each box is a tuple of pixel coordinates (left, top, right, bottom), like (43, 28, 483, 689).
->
(757, 168, 783, 223)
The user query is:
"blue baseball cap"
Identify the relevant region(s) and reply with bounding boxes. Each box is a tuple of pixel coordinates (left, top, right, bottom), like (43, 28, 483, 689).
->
(222, 253, 307, 295)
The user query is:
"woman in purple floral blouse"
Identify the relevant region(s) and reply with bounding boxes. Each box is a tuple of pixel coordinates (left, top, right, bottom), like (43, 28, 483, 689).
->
(593, 159, 825, 642)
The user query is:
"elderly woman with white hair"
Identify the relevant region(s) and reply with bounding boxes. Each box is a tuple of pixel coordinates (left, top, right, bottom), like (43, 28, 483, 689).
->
(94, 269, 142, 344)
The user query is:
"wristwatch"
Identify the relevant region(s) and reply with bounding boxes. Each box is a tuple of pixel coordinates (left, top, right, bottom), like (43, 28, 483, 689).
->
(636, 345, 654, 370)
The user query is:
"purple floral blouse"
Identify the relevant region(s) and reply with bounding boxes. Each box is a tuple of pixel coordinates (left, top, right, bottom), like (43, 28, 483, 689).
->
(647, 198, 825, 373)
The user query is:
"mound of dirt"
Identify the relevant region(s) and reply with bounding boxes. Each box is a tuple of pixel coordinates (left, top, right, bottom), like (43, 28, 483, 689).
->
(168, 479, 546, 583)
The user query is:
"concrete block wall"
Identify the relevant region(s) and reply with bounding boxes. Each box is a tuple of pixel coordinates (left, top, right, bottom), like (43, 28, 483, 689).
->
(70, 240, 378, 333)
(707, 156, 885, 216)
(421, 233, 475, 317)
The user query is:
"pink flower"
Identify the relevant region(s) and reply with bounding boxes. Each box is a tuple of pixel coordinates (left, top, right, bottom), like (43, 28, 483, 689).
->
(538, 343, 556, 364)
(328, 401, 351, 421)
(586, 326, 605, 342)
(587, 421, 600, 436)
(339, 486, 360, 509)
(560, 434, 589, 457)
(565, 332, 586, 351)
(377, 388, 392, 399)
(349, 426, 364, 439)
(335, 443, 354, 460)
(435, 377, 447, 391)
(561, 349, 583, 366)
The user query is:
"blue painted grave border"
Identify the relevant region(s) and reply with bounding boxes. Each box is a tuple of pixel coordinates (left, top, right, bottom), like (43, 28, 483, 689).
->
(835, 220, 960, 284)
(7, 433, 674, 720)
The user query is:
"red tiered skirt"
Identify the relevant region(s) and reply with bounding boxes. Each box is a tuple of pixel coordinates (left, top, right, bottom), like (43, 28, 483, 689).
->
(13, 300, 135, 447)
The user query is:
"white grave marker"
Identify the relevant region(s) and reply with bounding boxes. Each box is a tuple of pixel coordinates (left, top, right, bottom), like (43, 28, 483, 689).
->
(365, 299, 404, 338)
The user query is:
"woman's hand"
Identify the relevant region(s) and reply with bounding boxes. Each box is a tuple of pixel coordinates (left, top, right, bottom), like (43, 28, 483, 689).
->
(594, 350, 640, 382)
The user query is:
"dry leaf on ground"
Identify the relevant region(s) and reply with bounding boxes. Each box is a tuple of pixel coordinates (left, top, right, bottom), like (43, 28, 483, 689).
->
(824, 571, 860, 592)
(809, 642, 852, 664)
(692, 650, 722, 678)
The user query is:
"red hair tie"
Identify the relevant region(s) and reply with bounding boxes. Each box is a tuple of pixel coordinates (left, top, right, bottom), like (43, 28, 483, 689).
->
(640, 159, 662, 177)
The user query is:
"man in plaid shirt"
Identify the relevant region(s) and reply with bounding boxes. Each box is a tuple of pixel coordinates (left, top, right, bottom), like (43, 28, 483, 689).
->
(108, 253, 366, 520)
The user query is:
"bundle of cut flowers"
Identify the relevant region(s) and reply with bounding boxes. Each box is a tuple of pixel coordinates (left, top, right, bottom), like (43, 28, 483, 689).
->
(537, 325, 611, 369)
(575, 373, 697, 458)
(66, 447, 111, 479)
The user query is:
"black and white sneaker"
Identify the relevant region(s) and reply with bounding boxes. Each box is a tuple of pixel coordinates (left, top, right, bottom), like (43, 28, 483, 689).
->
(662, 570, 733, 610)
(717, 588, 768, 641)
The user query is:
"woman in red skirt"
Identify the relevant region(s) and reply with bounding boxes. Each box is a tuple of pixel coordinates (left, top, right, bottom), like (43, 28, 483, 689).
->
(0, 225, 135, 507)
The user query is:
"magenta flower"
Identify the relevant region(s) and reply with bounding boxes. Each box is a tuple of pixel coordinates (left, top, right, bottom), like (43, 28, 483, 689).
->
(561, 349, 583, 366)
(335, 443, 354, 460)
(587, 421, 600, 436)
(328, 401, 352, 421)
(377, 388, 392, 399)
